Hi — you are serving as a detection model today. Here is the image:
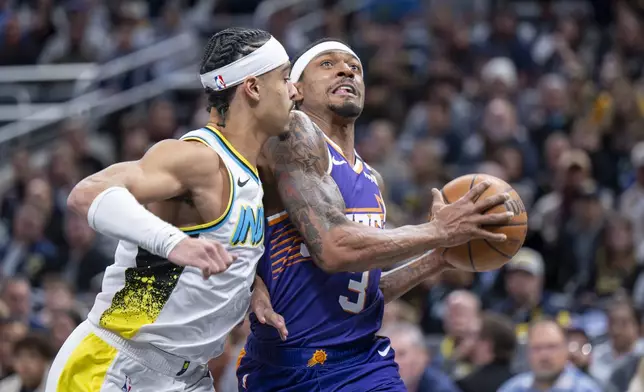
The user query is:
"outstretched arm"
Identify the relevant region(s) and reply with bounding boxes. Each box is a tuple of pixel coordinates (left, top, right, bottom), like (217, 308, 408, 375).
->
(264, 111, 512, 273)
(68, 140, 234, 276)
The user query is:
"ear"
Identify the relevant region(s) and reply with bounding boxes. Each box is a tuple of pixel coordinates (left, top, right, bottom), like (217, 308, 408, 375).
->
(293, 82, 304, 102)
(242, 76, 260, 103)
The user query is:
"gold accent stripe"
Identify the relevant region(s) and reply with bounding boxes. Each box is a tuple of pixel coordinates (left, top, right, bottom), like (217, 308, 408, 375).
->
(180, 163, 235, 233)
(205, 125, 259, 179)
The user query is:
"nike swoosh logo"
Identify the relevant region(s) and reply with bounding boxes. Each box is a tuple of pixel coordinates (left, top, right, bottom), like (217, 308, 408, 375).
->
(331, 157, 346, 166)
(378, 345, 391, 357)
(238, 177, 250, 187)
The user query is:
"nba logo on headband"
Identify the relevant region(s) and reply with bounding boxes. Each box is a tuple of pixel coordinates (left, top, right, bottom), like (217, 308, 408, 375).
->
(213, 75, 227, 91)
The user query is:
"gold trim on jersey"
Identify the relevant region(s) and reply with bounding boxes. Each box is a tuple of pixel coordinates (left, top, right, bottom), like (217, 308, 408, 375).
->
(179, 163, 235, 234)
(204, 125, 260, 181)
(182, 136, 210, 147)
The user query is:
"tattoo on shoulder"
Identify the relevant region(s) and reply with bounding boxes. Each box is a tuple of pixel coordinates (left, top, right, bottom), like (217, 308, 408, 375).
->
(263, 111, 348, 260)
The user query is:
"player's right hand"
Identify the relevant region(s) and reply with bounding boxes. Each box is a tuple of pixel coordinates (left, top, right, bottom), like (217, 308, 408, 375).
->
(168, 237, 237, 278)
(251, 276, 288, 341)
(430, 181, 514, 247)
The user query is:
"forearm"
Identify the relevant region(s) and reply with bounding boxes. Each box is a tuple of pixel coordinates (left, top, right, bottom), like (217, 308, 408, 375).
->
(326, 221, 447, 272)
(379, 250, 447, 303)
(82, 187, 186, 258)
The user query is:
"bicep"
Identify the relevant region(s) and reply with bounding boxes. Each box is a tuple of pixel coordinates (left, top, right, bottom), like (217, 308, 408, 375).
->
(79, 140, 216, 205)
(264, 111, 348, 260)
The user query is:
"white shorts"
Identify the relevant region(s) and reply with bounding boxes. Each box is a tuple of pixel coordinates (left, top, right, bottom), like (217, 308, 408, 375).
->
(45, 321, 215, 392)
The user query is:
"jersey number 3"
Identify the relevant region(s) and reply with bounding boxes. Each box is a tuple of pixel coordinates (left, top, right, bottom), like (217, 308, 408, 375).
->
(301, 244, 369, 314)
(339, 272, 370, 314)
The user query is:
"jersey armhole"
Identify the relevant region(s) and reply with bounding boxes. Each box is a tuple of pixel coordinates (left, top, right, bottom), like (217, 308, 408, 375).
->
(326, 146, 333, 175)
(177, 144, 236, 235)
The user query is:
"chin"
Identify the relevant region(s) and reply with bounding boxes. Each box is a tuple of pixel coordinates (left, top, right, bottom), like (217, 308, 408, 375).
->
(329, 102, 363, 118)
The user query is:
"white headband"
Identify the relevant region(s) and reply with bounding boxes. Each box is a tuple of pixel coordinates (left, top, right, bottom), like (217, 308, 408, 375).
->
(290, 41, 361, 83)
(200, 36, 289, 91)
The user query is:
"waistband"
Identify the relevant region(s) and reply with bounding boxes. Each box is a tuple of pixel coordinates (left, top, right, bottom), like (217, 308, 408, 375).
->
(89, 322, 207, 382)
(244, 336, 377, 368)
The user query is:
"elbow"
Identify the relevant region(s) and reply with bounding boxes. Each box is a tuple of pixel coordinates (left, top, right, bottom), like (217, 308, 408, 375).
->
(314, 247, 354, 273)
(66, 180, 97, 218)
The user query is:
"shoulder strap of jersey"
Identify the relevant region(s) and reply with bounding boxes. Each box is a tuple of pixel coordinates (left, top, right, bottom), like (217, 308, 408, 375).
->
(181, 126, 260, 185)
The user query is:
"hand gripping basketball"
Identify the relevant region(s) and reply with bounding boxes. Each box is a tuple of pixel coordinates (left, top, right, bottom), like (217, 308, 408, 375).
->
(167, 237, 237, 278)
(430, 180, 514, 248)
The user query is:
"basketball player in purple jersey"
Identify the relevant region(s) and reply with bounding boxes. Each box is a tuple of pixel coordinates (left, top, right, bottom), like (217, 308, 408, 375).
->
(236, 39, 513, 391)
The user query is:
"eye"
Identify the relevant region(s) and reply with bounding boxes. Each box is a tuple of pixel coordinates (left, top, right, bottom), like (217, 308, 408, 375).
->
(350, 64, 361, 72)
(321, 60, 333, 68)
(284, 77, 291, 83)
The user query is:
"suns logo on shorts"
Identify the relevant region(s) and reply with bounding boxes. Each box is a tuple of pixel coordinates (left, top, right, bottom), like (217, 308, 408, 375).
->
(306, 350, 327, 367)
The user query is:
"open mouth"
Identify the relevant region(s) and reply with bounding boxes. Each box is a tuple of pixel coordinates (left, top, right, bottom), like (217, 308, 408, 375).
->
(331, 84, 357, 97)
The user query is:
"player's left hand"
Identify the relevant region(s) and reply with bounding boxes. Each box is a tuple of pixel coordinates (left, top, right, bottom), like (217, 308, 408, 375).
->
(251, 276, 289, 341)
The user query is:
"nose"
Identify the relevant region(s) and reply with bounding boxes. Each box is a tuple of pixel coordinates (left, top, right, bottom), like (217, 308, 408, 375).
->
(336, 63, 356, 78)
(287, 82, 297, 100)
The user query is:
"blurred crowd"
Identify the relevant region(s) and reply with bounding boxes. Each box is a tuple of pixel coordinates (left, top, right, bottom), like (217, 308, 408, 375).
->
(4, 0, 644, 391)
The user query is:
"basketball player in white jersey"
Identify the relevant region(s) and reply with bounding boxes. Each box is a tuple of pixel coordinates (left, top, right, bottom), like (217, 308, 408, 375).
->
(45, 27, 296, 392)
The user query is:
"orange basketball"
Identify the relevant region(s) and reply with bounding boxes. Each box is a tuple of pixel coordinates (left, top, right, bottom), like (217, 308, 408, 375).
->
(436, 173, 528, 272)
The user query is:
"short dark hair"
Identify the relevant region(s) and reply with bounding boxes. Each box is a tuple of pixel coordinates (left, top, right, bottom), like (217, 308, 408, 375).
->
(200, 27, 272, 125)
(13, 333, 55, 360)
(479, 312, 517, 362)
(292, 37, 353, 82)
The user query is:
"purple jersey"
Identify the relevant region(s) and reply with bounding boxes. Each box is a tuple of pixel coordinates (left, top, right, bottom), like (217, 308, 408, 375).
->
(251, 136, 387, 348)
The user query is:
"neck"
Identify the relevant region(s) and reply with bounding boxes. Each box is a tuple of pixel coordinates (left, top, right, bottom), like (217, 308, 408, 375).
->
(534, 379, 557, 391)
(304, 109, 356, 164)
(614, 341, 636, 356)
(208, 113, 267, 169)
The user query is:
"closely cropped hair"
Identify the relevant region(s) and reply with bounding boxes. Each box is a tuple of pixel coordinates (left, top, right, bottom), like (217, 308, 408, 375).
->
(479, 312, 517, 362)
(200, 28, 272, 126)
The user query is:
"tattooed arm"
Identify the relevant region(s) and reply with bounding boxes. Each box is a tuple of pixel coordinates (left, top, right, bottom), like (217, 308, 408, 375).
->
(264, 111, 501, 273)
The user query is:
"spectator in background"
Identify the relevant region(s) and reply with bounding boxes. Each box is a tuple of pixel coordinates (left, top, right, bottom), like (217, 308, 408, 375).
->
(458, 312, 516, 392)
(0, 0, 55, 66)
(0, 318, 27, 381)
(146, 98, 181, 142)
(0, 204, 58, 286)
(39, 0, 107, 64)
(590, 299, 644, 386)
(480, 57, 518, 103)
(620, 141, 644, 263)
(61, 118, 105, 178)
(33, 278, 75, 328)
(49, 309, 82, 353)
(36, 212, 110, 296)
(432, 290, 481, 381)
(47, 142, 80, 215)
(491, 248, 570, 342)
(0, 334, 53, 392)
(383, 321, 460, 392)
(0, 277, 41, 329)
(390, 140, 446, 223)
(499, 320, 601, 392)
(460, 98, 538, 179)
(120, 126, 151, 162)
(566, 325, 593, 375)
(554, 180, 608, 296)
(23, 177, 64, 249)
(1, 149, 34, 228)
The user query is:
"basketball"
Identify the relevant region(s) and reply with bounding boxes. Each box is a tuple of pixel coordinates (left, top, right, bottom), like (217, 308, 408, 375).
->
(436, 173, 528, 272)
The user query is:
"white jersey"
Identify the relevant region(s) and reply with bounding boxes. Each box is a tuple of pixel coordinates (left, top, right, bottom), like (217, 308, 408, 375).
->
(87, 125, 264, 365)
